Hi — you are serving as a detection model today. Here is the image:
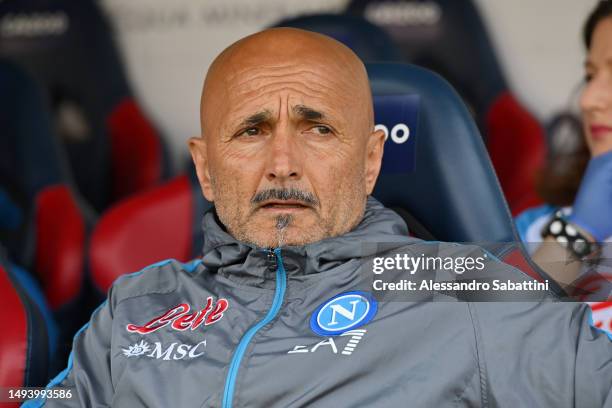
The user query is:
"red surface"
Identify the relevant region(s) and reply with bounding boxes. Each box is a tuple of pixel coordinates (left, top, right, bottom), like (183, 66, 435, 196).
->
(34, 185, 85, 310)
(108, 98, 162, 201)
(572, 274, 612, 302)
(591, 302, 612, 312)
(90, 175, 193, 292)
(487, 92, 545, 215)
(0, 265, 27, 395)
(501, 249, 543, 282)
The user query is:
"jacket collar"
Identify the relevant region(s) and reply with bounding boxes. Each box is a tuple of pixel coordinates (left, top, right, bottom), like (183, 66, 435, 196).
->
(199, 196, 415, 284)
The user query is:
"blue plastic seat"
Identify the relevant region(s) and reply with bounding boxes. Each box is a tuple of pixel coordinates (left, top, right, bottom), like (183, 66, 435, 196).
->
(273, 14, 402, 61)
(283, 5, 544, 214)
(367, 62, 559, 292)
(0, 248, 53, 388)
(368, 62, 513, 242)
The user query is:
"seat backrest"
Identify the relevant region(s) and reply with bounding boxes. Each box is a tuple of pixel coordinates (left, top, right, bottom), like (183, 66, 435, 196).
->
(368, 62, 560, 291)
(0, 60, 69, 211)
(0, 252, 50, 393)
(89, 174, 209, 294)
(368, 62, 513, 242)
(0, 0, 167, 210)
(348, 0, 505, 117)
(273, 14, 401, 61)
(0, 59, 90, 313)
(346, 0, 545, 214)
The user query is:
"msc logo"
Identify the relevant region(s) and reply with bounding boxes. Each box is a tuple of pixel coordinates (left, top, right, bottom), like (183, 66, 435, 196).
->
(310, 291, 377, 336)
(122, 339, 206, 361)
(375, 123, 410, 144)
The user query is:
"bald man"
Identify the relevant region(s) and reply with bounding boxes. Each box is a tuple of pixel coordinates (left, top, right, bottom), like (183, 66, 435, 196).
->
(32, 29, 611, 408)
(190, 28, 384, 249)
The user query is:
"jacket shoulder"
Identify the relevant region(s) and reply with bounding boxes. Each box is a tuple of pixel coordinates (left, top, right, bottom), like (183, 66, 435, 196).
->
(109, 258, 204, 307)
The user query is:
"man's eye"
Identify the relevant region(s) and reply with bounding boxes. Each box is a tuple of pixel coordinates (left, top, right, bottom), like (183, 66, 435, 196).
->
(310, 125, 332, 135)
(241, 127, 260, 137)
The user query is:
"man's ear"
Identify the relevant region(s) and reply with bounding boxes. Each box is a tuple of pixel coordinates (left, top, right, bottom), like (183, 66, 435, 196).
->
(364, 128, 386, 195)
(188, 136, 215, 202)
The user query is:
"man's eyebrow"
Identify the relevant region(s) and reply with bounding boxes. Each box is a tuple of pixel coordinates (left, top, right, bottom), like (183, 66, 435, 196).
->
(293, 105, 325, 121)
(240, 110, 272, 127)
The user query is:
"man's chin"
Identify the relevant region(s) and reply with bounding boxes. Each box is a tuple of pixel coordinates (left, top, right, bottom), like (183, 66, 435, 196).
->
(244, 223, 326, 248)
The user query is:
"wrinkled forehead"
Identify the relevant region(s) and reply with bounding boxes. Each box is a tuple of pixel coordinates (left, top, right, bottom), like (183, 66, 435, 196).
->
(228, 63, 359, 124)
(201, 35, 372, 135)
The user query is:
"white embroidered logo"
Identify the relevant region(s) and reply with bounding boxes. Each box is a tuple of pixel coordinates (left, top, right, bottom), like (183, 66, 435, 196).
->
(287, 330, 368, 357)
(121, 339, 207, 360)
(122, 340, 151, 357)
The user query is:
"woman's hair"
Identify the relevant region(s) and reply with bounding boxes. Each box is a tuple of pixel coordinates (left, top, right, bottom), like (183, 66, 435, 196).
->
(584, 0, 612, 49)
(536, 1, 612, 206)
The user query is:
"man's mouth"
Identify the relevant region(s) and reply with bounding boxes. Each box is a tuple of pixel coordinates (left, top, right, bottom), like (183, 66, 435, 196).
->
(259, 200, 310, 212)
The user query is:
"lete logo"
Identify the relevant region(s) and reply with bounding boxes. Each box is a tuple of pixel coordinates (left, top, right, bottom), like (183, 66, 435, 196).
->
(310, 291, 377, 336)
(126, 296, 229, 334)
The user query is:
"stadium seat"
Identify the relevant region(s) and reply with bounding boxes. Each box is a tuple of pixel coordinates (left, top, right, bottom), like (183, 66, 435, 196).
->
(0, 59, 95, 365)
(0, 59, 92, 307)
(366, 62, 560, 292)
(0, 0, 169, 211)
(89, 173, 210, 294)
(347, 0, 545, 214)
(273, 14, 401, 61)
(0, 59, 69, 259)
(0, 251, 51, 398)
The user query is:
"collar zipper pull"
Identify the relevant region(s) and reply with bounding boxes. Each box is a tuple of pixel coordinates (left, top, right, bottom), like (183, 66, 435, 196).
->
(267, 249, 277, 269)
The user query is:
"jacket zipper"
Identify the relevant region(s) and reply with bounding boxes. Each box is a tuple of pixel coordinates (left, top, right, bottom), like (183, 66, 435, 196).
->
(221, 248, 287, 408)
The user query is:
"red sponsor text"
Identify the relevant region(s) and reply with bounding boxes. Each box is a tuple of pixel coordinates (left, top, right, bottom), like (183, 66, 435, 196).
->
(126, 297, 229, 334)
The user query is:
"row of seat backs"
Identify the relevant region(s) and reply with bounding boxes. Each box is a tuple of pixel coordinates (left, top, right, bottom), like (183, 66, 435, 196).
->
(0, 0, 540, 217)
(0, 0, 169, 212)
(0, 5, 514, 318)
(0, 0, 168, 320)
(0, 59, 105, 370)
(276, 6, 545, 215)
(2, 59, 601, 387)
(0, 59, 91, 307)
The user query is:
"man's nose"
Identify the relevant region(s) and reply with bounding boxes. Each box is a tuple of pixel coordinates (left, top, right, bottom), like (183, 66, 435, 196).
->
(264, 126, 303, 182)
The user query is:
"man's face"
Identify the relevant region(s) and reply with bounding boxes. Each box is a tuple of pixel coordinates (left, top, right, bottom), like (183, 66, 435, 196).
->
(190, 30, 384, 248)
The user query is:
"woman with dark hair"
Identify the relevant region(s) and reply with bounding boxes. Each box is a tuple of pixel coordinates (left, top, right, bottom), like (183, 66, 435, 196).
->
(516, 0, 612, 330)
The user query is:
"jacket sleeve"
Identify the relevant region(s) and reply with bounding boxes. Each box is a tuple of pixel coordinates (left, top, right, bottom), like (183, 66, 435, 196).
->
(23, 292, 115, 407)
(472, 300, 612, 407)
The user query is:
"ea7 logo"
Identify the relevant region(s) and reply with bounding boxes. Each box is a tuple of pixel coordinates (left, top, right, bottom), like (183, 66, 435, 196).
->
(288, 330, 367, 356)
(126, 296, 229, 334)
(122, 339, 207, 360)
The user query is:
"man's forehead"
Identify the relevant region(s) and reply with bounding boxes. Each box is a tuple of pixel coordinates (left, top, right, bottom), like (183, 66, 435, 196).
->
(201, 28, 373, 134)
(220, 59, 359, 103)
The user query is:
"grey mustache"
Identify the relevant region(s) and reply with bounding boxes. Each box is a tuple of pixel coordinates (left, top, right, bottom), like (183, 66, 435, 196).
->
(251, 188, 318, 206)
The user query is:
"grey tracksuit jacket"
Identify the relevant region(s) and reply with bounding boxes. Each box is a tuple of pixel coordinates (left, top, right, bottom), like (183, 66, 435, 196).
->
(30, 198, 612, 407)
